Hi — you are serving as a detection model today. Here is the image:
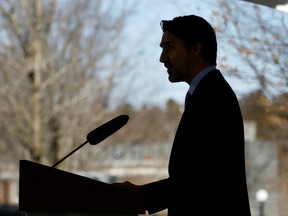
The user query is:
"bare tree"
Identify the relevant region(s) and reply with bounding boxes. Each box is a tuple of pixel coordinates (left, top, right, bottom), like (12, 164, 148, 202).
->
(0, 0, 135, 169)
(212, 1, 288, 215)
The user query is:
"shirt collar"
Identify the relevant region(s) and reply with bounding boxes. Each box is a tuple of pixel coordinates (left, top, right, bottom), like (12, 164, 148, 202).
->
(188, 65, 216, 95)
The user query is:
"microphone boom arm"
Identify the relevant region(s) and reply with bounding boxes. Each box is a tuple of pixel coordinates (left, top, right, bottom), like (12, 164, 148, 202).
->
(51, 141, 88, 168)
(51, 115, 129, 168)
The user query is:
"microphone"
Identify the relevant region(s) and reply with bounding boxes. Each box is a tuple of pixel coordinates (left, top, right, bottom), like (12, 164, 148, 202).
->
(87, 114, 129, 145)
(51, 115, 129, 168)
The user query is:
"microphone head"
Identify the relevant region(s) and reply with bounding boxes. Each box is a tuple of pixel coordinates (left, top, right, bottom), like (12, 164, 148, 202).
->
(86, 115, 129, 145)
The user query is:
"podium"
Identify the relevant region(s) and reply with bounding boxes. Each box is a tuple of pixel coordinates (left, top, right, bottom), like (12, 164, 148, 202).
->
(18, 160, 146, 216)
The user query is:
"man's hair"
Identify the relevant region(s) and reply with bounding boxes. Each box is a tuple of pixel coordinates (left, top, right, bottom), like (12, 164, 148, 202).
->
(161, 15, 217, 66)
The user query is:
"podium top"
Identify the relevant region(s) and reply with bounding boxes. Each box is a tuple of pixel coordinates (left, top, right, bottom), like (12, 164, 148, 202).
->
(19, 160, 145, 215)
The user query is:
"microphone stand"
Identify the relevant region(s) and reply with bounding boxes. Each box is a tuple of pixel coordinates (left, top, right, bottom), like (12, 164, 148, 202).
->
(51, 141, 88, 168)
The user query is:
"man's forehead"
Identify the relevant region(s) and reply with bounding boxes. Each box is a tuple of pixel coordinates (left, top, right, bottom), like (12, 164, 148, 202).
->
(160, 31, 181, 46)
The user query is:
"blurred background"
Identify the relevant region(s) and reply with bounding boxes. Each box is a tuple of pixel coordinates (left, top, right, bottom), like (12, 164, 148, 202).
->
(0, 0, 287, 215)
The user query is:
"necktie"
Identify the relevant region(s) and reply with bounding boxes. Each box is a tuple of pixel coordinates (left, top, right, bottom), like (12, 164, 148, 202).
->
(185, 91, 190, 108)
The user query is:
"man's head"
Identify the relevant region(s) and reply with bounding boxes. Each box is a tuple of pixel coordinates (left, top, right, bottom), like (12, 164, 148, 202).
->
(159, 15, 217, 84)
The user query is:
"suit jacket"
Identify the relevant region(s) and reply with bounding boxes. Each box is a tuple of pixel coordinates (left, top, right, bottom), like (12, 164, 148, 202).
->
(140, 70, 251, 216)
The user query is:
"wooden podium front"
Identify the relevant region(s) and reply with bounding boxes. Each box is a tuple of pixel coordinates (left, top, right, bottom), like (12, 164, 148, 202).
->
(18, 160, 145, 216)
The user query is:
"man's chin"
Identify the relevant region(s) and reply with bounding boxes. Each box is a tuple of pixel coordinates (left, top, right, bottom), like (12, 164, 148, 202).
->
(168, 75, 180, 83)
(168, 70, 184, 82)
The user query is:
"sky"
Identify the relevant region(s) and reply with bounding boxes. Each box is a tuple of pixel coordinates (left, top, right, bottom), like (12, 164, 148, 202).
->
(111, 0, 287, 109)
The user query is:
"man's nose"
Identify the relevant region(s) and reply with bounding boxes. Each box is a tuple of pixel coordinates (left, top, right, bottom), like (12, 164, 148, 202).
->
(159, 51, 167, 63)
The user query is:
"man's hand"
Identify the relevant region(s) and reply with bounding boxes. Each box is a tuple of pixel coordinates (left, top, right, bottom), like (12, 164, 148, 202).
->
(113, 181, 141, 192)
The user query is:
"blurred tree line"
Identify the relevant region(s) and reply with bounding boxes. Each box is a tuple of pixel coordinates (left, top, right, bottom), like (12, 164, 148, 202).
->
(0, 0, 138, 167)
(0, 0, 182, 169)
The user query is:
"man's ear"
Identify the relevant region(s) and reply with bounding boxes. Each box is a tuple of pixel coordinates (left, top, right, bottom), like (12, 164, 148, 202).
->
(190, 42, 202, 56)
